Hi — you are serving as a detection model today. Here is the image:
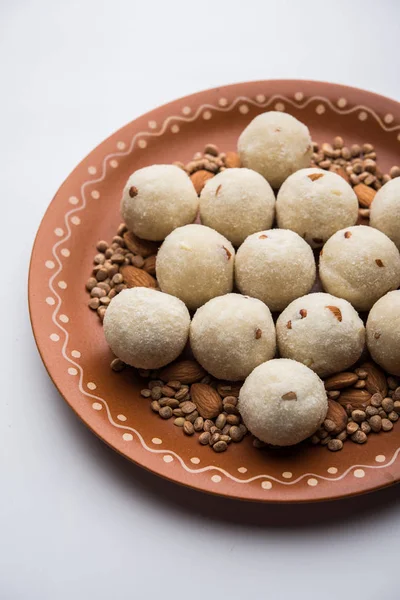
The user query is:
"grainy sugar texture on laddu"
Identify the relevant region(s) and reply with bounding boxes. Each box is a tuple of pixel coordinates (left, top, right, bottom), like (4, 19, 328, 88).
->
(238, 358, 328, 446)
(190, 293, 276, 381)
(199, 168, 275, 247)
(121, 164, 199, 241)
(235, 228, 316, 312)
(319, 225, 400, 311)
(156, 224, 235, 311)
(103, 287, 190, 369)
(367, 291, 400, 376)
(276, 292, 365, 377)
(276, 167, 358, 248)
(238, 111, 313, 189)
(370, 178, 400, 250)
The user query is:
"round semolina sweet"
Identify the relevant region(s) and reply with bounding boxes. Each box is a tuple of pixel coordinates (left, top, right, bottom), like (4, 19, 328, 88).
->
(370, 178, 400, 249)
(156, 224, 235, 311)
(238, 358, 328, 446)
(235, 229, 316, 312)
(366, 291, 400, 375)
(319, 225, 400, 311)
(121, 164, 198, 241)
(103, 287, 190, 369)
(276, 293, 365, 377)
(199, 168, 275, 246)
(276, 168, 358, 248)
(237, 111, 312, 189)
(190, 293, 276, 381)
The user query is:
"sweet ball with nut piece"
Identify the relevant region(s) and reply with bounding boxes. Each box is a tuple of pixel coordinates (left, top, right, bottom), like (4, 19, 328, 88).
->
(103, 287, 190, 369)
(319, 225, 400, 311)
(276, 168, 358, 248)
(238, 358, 328, 446)
(366, 290, 400, 376)
(237, 111, 312, 189)
(235, 229, 316, 312)
(199, 168, 275, 247)
(121, 164, 198, 241)
(156, 224, 235, 311)
(276, 292, 365, 377)
(370, 177, 400, 250)
(190, 293, 276, 382)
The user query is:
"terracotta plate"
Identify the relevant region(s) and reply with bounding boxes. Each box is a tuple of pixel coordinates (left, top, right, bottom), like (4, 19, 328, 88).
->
(29, 80, 400, 502)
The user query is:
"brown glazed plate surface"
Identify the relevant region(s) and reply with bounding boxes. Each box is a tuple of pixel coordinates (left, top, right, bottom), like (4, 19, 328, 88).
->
(29, 80, 400, 503)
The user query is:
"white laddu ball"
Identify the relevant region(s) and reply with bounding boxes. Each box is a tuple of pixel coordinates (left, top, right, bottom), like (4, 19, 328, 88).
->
(190, 294, 276, 381)
(370, 178, 400, 249)
(235, 229, 316, 312)
(121, 164, 198, 241)
(199, 168, 275, 246)
(319, 225, 400, 311)
(103, 288, 190, 369)
(276, 292, 365, 377)
(238, 358, 328, 446)
(237, 111, 312, 189)
(276, 168, 358, 248)
(156, 224, 235, 311)
(366, 291, 400, 375)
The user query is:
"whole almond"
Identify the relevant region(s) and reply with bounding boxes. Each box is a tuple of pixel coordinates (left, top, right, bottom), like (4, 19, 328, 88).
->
(191, 383, 223, 419)
(326, 400, 347, 434)
(338, 388, 372, 409)
(224, 151, 241, 169)
(159, 360, 206, 384)
(353, 183, 376, 207)
(143, 255, 156, 275)
(120, 265, 157, 289)
(360, 361, 388, 397)
(123, 231, 158, 258)
(324, 372, 358, 390)
(190, 170, 214, 195)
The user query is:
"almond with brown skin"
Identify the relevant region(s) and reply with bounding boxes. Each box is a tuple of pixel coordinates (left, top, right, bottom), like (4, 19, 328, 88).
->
(224, 151, 241, 169)
(353, 183, 376, 207)
(324, 372, 358, 390)
(143, 255, 156, 275)
(191, 383, 223, 419)
(120, 265, 157, 289)
(123, 231, 158, 258)
(308, 173, 324, 181)
(336, 167, 350, 184)
(326, 400, 347, 434)
(360, 361, 388, 397)
(338, 388, 372, 409)
(190, 170, 214, 195)
(281, 391, 297, 401)
(159, 360, 206, 384)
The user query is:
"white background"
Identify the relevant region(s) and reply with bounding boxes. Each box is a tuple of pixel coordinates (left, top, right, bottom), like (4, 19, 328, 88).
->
(2, 1, 400, 599)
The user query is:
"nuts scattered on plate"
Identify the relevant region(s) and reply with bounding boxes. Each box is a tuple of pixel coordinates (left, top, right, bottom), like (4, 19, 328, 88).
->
(86, 120, 400, 454)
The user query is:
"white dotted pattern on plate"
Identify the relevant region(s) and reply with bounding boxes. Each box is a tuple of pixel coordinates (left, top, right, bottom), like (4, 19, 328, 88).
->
(41, 91, 400, 491)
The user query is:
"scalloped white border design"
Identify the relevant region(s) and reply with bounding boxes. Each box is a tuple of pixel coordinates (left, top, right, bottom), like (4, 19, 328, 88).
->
(46, 92, 400, 488)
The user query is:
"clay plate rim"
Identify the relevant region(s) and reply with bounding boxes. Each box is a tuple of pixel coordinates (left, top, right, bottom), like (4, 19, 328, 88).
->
(29, 79, 400, 503)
